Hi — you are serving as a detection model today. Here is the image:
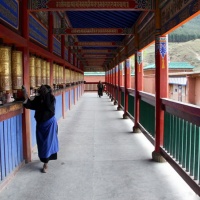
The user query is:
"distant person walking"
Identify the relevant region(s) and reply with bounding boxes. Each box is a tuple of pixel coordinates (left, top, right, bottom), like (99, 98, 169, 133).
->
(22, 85, 59, 173)
(97, 81, 103, 97)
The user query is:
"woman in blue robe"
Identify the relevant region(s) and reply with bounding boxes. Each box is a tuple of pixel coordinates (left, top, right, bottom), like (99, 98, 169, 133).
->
(23, 85, 59, 173)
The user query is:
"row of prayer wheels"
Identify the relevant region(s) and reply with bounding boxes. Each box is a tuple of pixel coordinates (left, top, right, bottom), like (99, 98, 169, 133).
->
(0, 46, 84, 93)
(0, 46, 23, 92)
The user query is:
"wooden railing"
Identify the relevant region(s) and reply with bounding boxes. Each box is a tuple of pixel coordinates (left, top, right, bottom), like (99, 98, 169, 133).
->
(108, 84, 200, 195)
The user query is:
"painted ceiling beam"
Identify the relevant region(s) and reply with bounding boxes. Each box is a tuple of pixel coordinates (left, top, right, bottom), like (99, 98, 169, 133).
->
(53, 28, 133, 35)
(28, 0, 155, 11)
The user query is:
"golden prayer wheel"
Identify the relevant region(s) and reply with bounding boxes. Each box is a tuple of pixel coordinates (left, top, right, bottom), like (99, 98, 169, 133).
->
(57, 66, 59, 85)
(53, 64, 56, 84)
(0, 46, 12, 91)
(35, 58, 41, 87)
(56, 64, 59, 84)
(29, 56, 36, 88)
(46, 62, 50, 85)
(65, 69, 68, 83)
(60, 66, 63, 84)
(11, 50, 23, 90)
(41, 60, 47, 85)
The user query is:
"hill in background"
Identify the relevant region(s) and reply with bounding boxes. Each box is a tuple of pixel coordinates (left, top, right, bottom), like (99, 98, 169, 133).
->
(143, 15, 200, 71)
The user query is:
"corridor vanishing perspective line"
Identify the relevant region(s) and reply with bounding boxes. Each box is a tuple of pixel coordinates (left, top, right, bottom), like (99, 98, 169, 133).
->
(0, 93, 199, 200)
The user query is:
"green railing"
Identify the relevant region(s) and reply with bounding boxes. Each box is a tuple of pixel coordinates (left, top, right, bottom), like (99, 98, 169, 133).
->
(108, 83, 200, 194)
(163, 100, 200, 184)
(139, 97, 155, 138)
(121, 91, 124, 107)
(115, 87, 118, 102)
(128, 94, 134, 118)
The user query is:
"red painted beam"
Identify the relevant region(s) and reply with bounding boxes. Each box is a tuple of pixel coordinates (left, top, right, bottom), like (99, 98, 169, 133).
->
(0, 24, 27, 47)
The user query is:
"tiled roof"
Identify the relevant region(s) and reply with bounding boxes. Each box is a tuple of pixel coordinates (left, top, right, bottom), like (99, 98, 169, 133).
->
(144, 62, 194, 70)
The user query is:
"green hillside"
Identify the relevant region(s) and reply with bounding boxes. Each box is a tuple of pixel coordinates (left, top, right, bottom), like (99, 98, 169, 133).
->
(169, 16, 200, 42)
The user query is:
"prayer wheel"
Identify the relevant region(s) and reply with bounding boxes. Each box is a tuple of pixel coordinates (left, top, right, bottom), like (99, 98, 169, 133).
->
(53, 63, 56, 85)
(35, 58, 41, 87)
(65, 69, 68, 83)
(58, 65, 60, 84)
(29, 56, 36, 88)
(46, 62, 50, 85)
(12, 50, 23, 90)
(41, 60, 47, 85)
(59, 66, 63, 84)
(55, 64, 59, 84)
(0, 46, 12, 91)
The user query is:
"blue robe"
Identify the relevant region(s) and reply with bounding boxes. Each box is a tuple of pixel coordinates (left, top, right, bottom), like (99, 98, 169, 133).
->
(36, 116, 59, 159)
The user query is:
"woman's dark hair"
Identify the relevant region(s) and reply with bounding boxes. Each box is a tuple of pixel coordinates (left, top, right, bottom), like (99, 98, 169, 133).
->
(38, 85, 52, 97)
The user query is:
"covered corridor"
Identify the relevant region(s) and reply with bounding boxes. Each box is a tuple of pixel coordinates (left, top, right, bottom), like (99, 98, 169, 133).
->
(0, 93, 199, 200)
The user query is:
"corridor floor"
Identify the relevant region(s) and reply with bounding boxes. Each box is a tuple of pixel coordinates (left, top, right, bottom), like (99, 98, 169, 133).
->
(0, 93, 199, 200)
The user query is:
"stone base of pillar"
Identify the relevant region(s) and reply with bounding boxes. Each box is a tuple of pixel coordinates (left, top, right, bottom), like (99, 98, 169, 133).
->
(123, 113, 129, 119)
(117, 106, 122, 111)
(114, 100, 117, 105)
(111, 97, 114, 102)
(152, 151, 166, 163)
(133, 126, 141, 133)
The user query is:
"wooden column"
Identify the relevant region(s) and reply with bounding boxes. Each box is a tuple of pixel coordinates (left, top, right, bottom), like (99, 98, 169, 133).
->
(48, 12, 54, 87)
(152, 0, 168, 162)
(108, 69, 111, 96)
(111, 67, 114, 101)
(114, 65, 118, 105)
(61, 35, 66, 118)
(123, 57, 131, 119)
(21, 0, 31, 163)
(133, 50, 143, 132)
(117, 62, 123, 110)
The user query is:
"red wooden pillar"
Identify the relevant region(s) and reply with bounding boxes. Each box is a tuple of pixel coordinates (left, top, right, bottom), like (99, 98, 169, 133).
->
(123, 58, 131, 119)
(111, 67, 114, 101)
(105, 71, 108, 94)
(133, 50, 143, 132)
(108, 70, 111, 96)
(152, 35, 168, 162)
(105, 71, 107, 85)
(152, 0, 168, 162)
(21, 0, 31, 162)
(48, 12, 54, 87)
(114, 65, 118, 105)
(61, 35, 66, 118)
(117, 62, 123, 110)
(110, 68, 113, 99)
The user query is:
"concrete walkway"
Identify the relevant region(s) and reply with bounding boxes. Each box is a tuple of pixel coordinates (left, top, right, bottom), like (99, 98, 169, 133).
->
(0, 93, 199, 200)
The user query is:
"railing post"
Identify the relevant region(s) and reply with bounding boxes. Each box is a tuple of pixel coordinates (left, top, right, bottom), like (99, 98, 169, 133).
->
(133, 50, 143, 132)
(61, 35, 66, 118)
(152, 0, 168, 162)
(114, 65, 118, 105)
(117, 62, 123, 110)
(111, 67, 114, 101)
(123, 58, 131, 119)
(21, 0, 31, 163)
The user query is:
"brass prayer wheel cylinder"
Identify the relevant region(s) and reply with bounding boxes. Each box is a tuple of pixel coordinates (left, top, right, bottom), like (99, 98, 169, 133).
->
(61, 67, 64, 83)
(35, 58, 41, 87)
(41, 60, 47, 85)
(53, 64, 56, 84)
(65, 69, 68, 83)
(12, 50, 23, 90)
(46, 62, 50, 85)
(29, 56, 36, 88)
(59, 66, 63, 84)
(55, 64, 59, 84)
(0, 46, 12, 91)
(58, 65, 60, 84)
